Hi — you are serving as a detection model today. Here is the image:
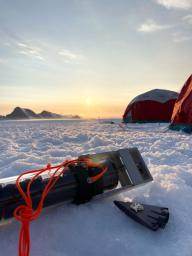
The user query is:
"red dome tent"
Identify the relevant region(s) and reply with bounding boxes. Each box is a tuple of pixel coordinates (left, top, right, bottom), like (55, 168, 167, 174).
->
(169, 74, 192, 133)
(123, 89, 178, 123)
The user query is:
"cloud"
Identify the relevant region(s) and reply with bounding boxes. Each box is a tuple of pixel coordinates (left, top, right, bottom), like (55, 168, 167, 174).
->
(16, 42, 45, 61)
(138, 19, 171, 33)
(58, 49, 85, 62)
(155, 0, 192, 10)
(172, 32, 192, 42)
(183, 14, 192, 24)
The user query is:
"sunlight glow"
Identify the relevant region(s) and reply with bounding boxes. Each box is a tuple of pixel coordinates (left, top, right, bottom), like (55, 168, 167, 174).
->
(85, 98, 92, 105)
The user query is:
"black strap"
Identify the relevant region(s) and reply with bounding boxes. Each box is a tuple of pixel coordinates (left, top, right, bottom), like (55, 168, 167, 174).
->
(70, 164, 104, 204)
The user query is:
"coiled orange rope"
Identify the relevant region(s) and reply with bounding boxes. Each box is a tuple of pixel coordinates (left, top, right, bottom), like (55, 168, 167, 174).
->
(13, 159, 107, 256)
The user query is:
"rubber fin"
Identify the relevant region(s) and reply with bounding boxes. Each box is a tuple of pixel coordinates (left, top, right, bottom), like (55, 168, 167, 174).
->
(114, 200, 169, 231)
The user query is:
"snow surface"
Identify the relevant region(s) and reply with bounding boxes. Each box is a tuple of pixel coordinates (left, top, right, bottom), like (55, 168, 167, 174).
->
(0, 119, 192, 256)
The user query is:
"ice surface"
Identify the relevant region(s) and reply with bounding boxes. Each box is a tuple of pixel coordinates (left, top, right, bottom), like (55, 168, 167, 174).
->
(0, 119, 192, 256)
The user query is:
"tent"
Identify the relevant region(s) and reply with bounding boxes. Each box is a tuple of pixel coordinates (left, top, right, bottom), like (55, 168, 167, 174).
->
(123, 89, 178, 123)
(169, 74, 192, 133)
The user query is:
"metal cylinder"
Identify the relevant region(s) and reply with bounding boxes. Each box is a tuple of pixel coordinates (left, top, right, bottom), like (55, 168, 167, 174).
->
(0, 161, 119, 220)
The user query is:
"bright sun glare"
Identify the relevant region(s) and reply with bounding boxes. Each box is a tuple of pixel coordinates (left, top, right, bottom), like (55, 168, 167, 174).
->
(85, 98, 92, 105)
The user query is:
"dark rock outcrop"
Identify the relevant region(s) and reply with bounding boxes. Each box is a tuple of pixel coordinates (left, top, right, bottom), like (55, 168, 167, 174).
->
(6, 107, 38, 119)
(3, 107, 81, 120)
(38, 110, 63, 119)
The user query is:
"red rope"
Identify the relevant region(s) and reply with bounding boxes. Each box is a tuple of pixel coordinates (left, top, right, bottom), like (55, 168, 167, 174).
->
(14, 159, 107, 256)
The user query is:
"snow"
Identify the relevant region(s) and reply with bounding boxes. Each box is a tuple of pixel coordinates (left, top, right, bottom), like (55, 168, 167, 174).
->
(0, 119, 192, 256)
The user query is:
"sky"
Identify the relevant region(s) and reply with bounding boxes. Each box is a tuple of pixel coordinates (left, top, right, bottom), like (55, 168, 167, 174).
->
(0, 0, 192, 118)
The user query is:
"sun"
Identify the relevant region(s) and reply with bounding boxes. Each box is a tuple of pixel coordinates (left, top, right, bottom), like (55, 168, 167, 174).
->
(85, 98, 92, 105)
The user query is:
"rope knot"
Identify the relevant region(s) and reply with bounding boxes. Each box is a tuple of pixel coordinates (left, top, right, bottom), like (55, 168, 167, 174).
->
(14, 205, 34, 222)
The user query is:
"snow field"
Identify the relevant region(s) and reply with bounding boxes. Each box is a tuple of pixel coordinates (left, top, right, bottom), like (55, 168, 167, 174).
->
(0, 119, 192, 256)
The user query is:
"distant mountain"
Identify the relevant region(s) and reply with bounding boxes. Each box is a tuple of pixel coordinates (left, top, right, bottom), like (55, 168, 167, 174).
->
(71, 115, 81, 119)
(38, 110, 63, 119)
(6, 107, 38, 119)
(38, 111, 80, 119)
(3, 107, 81, 120)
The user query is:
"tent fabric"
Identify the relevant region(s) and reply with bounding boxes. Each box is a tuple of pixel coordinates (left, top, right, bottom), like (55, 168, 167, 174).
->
(169, 74, 192, 133)
(171, 74, 192, 124)
(123, 89, 178, 123)
(129, 89, 178, 105)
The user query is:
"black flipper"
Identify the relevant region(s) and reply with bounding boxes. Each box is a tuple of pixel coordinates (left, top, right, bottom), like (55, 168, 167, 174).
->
(114, 200, 169, 231)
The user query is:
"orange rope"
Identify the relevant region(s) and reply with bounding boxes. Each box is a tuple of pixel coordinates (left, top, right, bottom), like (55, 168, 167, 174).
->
(13, 159, 107, 256)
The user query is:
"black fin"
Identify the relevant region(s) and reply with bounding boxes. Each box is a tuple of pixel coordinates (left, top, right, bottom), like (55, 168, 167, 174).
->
(114, 200, 169, 231)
